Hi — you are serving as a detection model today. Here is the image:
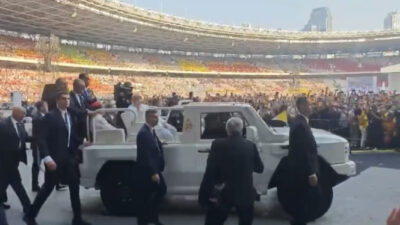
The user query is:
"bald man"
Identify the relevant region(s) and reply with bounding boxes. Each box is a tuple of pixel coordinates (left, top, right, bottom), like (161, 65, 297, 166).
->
(0, 107, 31, 214)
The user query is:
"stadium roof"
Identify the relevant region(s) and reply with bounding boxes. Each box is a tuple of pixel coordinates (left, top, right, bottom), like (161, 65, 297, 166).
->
(1, 0, 400, 55)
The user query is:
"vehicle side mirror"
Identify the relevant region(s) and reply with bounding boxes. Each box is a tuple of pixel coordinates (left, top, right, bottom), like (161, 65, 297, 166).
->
(246, 126, 259, 143)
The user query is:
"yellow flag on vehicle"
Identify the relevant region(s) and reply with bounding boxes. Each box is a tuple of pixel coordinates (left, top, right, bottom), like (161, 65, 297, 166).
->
(273, 110, 288, 123)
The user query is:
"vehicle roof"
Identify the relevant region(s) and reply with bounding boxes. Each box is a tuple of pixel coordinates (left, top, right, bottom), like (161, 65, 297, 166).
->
(183, 102, 251, 108)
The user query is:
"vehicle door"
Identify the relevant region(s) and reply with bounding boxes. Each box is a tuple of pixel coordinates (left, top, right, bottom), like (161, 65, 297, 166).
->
(161, 109, 202, 194)
(191, 111, 251, 193)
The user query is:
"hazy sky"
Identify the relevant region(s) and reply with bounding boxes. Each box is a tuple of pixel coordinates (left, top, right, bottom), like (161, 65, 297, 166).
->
(122, 0, 400, 31)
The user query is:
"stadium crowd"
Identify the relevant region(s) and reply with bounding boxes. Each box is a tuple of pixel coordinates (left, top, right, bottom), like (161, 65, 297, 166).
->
(0, 68, 328, 102)
(1, 69, 398, 151)
(0, 71, 399, 225)
(142, 89, 400, 150)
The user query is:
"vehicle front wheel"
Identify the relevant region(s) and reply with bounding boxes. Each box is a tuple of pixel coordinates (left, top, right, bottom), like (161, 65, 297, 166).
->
(100, 164, 139, 215)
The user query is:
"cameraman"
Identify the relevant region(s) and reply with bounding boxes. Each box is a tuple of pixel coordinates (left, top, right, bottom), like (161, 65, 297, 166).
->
(115, 82, 133, 108)
(114, 82, 133, 130)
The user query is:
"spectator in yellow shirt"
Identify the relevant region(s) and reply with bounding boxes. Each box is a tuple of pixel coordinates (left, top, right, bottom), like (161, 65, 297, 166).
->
(357, 108, 369, 149)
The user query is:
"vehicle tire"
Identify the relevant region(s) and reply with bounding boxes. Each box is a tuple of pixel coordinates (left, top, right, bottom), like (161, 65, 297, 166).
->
(276, 185, 333, 222)
(99, 163, 139, 215)
(308, 186, 333, 221)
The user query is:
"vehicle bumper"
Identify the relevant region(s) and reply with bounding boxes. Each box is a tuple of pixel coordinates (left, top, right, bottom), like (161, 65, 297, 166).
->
(332, 160, 357, 176)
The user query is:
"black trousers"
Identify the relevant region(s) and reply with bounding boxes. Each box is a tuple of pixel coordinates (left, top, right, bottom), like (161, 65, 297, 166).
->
(0, 206, 8, 225)
(0, 168, 31, 213)
(136, 173, 167, 225)
(29, 158, 82, 219)
(205, 204, 254, 225)
(31, 142, 41, 188)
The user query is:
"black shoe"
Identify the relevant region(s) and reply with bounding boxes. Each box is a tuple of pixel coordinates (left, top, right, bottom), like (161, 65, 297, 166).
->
(32, 185, 41, 192)
(0, 203, 10, 210)
(23, 215, 38, 225)
(72, 218, 91, 225)
(56, 184, 67, 191)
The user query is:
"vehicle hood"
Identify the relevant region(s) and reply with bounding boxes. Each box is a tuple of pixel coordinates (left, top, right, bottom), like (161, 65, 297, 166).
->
(273, 127, 348, 144)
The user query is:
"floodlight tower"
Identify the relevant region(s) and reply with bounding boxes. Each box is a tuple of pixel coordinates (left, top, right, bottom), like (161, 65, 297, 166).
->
(35, 34, 60, 72)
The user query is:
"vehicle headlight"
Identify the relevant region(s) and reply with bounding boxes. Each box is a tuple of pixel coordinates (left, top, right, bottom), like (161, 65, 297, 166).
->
(344, 142, 350, 161)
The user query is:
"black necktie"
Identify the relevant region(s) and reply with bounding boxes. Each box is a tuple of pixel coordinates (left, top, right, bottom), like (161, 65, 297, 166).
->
(79, 95, 84, 108)
(63, 113, 68, 127)
(64, 112, 71, 148)
(153, 129, 160, 151)
(16, 122, 26, 147)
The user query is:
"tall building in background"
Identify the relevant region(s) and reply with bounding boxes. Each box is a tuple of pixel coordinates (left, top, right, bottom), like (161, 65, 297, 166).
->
(303, 7, 333, 32)
(384, 12, 400, 30)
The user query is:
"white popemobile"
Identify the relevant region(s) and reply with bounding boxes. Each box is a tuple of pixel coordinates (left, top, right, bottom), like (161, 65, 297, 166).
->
(79, 102, 356, 214)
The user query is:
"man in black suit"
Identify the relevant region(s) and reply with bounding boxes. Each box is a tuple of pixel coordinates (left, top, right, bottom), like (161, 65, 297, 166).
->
(31, 101, 48, 192)
(199, 117, 264, 225)
(269, 97, 348, 225)
(24, 92, 91, 225)
(78, 73, 96, 109)
(136, 109, 166, 225)
(42, 78, 69, 191)
(0, 107, 32, 214)
(69, 79, 87, 146)
(287, 97, 319, 225)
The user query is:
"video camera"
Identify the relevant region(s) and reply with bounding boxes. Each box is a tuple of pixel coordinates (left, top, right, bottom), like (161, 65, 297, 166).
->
(114, 82, 133, 108)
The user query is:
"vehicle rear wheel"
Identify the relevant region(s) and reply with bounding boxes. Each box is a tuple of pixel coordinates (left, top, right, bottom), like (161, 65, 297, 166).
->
(100, 164, 139, 215)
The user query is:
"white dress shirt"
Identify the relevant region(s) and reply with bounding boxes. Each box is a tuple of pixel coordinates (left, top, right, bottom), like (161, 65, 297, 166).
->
(74, 93, 82, 107)
(10, 117, 22, 149)
(59, 108, 71, 148)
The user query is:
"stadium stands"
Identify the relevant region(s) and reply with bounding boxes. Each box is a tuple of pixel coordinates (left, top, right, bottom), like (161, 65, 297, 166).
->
(179, 60, 209, 72)
(1, 34, 400, 75)
(0, 33, 399, 102)
(59, 46, 95, 65)
(304, 59, 383, 72)
(0, 68, 329, 102)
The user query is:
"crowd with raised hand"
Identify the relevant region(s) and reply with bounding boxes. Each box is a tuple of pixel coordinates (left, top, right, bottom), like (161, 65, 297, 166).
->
(142, 89, 400, 150)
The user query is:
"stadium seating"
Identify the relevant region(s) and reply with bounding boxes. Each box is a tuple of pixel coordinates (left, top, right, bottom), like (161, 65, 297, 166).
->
(85, 49, 118, 66)
(305, 59, 382, 72)
(179, 60, 209, 72)
(1, 34, 397, 74)
(59, 46, 95, 65)
(0, 36, 41, 59)
(0, 68, 329, 103)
